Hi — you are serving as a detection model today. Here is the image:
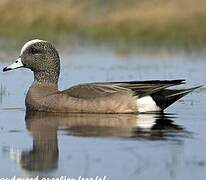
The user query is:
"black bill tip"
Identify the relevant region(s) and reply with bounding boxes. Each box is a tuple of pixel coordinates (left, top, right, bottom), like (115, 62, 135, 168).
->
(3, 67, 12, 72)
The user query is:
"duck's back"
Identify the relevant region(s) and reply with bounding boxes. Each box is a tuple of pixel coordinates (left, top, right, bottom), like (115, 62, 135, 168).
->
(25, 80, 198, 113)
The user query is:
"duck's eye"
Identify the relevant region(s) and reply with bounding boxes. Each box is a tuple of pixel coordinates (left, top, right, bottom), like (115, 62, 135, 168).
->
(30, 48, 42, 55)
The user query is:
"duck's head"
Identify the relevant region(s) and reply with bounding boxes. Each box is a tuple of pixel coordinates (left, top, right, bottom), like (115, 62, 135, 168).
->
(3, 39, 60, 85)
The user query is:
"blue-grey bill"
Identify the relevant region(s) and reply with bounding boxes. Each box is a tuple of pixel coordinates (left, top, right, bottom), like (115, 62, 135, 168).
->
(3, 58, 24, 72)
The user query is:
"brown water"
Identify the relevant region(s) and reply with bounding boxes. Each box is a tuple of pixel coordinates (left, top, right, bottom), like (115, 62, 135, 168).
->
(0, 42, 206, 180)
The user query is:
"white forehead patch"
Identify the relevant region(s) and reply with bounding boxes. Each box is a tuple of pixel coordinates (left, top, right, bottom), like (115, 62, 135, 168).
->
(20, 39, 46, 55)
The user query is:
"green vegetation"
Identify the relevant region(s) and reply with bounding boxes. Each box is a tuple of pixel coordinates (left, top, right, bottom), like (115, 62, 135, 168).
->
(0, 0, 206, 47)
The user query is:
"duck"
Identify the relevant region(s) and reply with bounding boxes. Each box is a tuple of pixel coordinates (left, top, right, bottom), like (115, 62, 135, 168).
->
(3, 39, 200, 113)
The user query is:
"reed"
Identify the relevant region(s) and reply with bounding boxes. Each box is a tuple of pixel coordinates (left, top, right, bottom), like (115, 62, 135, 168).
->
(0, 0, 206, 46)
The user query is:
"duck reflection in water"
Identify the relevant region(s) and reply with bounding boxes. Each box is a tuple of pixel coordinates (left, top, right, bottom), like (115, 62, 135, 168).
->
(7, 111, 190, 173)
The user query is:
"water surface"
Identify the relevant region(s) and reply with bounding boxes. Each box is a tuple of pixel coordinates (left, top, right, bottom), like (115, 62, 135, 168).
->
(0, 42, 206, 180)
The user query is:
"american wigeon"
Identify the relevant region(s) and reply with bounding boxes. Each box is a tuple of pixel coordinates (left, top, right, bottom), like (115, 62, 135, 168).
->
(3, 39, 201, 113)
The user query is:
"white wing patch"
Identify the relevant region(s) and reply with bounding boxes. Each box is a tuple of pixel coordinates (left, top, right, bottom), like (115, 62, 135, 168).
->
(20, 39, 46, 55)
(137, 96, 161, 112)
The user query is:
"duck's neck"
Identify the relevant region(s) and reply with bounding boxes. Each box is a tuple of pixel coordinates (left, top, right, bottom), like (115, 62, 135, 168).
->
(33, 70, 59, 89)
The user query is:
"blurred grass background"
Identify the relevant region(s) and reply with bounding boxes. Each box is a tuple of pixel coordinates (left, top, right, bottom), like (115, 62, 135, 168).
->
(0, 0, 206, 47)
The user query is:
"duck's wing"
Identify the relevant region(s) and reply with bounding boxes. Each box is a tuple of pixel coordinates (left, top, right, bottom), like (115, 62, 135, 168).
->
(61, 83, 133, 99)
(62, 79, 186, 99)
(102, 79, 186, 97)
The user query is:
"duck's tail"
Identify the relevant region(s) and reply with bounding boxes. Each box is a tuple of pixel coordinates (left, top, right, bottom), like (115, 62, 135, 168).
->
(151, 85, 202, 110)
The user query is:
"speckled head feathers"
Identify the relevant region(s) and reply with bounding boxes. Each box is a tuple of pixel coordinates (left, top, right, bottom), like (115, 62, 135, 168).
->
(3, 39, 61, 86)
(20, 39, 60, 71)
